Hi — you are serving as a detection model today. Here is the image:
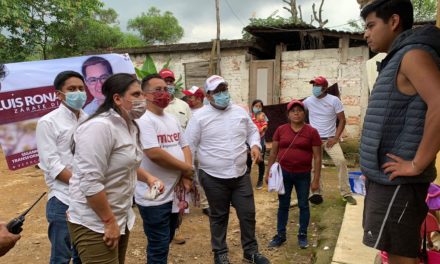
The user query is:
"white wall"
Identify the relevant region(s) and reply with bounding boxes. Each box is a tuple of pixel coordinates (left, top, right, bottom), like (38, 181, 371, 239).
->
(130, 49, 250, 105)
(280, 47, 370, 138)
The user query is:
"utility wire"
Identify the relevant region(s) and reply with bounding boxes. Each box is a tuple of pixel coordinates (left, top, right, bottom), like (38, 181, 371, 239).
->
(224, 0, 246, 26)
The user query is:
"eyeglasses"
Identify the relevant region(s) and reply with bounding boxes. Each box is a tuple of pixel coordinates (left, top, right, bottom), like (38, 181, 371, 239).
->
(86, 74, 110, 85)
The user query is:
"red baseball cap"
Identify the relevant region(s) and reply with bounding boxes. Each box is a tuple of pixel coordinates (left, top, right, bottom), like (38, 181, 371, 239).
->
(309, 76, 328, 87)
(159, 68, 175, 80)
(287, 99, 305, 111)
(183, 86, 204, 99)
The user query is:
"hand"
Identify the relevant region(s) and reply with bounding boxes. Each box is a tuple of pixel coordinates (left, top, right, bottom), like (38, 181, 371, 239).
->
(382, 153, 422, 181)
(326, 137, 338, 148)
(0, 223, 21, 257)
(181, 177, 193, 192)
(264, 173, 270, 184)
(148, 178, 164, 193)
(103, 217, 120, 250)
(251, 146, 261, 164)
(311, 179, 320, 192)
(182, 164, 195, 180)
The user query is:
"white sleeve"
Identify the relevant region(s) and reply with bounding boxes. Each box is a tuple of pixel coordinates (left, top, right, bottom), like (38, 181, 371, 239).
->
(136, 116, 160, 150)
(178, 122, 189, 148)
(184, 117, 201, 157)
(246, 114, 261, 150)
(303, 97, 310, 110)
(333, 97, 344, 114)
(36, 120, 65, 179)
(74, 121, 113, 197)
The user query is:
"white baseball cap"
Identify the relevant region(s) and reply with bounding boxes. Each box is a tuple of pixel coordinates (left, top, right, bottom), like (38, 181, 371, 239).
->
(204, 75, 227, 92)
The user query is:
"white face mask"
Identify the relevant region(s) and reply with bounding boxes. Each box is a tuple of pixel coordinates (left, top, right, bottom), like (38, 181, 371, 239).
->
(124, 98, 147, 119)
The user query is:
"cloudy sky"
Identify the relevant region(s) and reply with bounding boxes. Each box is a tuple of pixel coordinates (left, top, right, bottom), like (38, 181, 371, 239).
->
(101, 0, 363, 43)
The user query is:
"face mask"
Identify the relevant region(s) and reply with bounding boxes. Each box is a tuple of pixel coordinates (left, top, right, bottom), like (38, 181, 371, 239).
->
(212, 91, 230, 109)
(252, 107, 261, 114)
(187, 100, 196, 108)
(151, 91, 171, 109)
(62, 91, 87, 110)
(167, 85, 176, 95)
(125, 99, 147, 119)
(312, 86, 323, 97)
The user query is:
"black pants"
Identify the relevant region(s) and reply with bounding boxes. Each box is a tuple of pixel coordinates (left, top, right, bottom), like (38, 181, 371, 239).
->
(199, 170, 258, 256)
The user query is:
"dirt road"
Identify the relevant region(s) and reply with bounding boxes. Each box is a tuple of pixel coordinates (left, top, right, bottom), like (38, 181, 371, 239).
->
(0, 150, 344, 264)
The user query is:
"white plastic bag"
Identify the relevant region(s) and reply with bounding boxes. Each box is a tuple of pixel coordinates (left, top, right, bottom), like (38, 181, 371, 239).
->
(268, 162, 285, 195)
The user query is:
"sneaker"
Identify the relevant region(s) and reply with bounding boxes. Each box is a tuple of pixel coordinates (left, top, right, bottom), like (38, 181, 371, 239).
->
(343, 195, 357, 205)
(298, 234, 308, 249)
(202, 207, 211, 216)
(267, 234, 286, 248)
(243, 252, 270, 264)
(214, 253, 231, 264)
(173, 228, 186, 244)
(256, 180, 263, 190)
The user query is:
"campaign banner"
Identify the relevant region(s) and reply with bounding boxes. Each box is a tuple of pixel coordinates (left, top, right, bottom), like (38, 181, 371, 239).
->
(0, 54, 136, 170)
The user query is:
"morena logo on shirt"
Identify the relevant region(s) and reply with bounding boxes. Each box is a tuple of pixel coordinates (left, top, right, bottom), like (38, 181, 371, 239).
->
(157, 133, 180, 144)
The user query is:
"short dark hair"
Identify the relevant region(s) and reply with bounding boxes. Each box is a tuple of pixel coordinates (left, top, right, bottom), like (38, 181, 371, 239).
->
(141, 74, 162, 91)
(251, 99, 264, 108)
(361, 0, 414, 31)
(53, 71, 85, 90)
(81, 56, 113, 77)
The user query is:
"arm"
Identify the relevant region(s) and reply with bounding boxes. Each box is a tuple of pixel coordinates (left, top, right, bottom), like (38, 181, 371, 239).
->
(264, 140, 279, 184)
(74, 122, 118, 248)
(311, 146, 322, 192)
(143, 148, 193, 176)
(86, 192, 119, 250)
(36, 120, 71, 184)
(383, 49, 440, 179)
(184, 117, 201, 159)
(327, 111, 346, 148)
(246, 114, 262, 162)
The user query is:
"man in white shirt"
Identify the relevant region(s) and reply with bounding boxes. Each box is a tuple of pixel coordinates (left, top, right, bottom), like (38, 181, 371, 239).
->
(185, 75, 270, 264)
(182, 86, 210, 216)
(135, 74, 194, 264)
(303, 76, 356, 205)
(36, 71, 88, 264)
(160, 68, 192, 129)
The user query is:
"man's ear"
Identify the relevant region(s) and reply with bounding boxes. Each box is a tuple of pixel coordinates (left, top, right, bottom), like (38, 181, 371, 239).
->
(56, 90, 64, 101)
(390, 14, 401, 32)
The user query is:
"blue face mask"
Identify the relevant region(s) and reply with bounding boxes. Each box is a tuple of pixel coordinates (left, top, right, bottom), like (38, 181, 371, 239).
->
(312, 86, 323, 97)
(167, 85, 176, 95)
(252, 107, 261, 114)
(62, 91, 87, 110)
(212, 91, 230, 109)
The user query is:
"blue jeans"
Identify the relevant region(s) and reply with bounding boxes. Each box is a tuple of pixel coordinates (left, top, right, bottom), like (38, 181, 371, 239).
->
(46, 196, 81, 264)
(137, 202, 176, 264)
(277, 171, 311, 236)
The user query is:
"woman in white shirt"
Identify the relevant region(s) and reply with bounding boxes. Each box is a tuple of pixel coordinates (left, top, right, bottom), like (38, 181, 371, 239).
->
(67, 73, 163, 264)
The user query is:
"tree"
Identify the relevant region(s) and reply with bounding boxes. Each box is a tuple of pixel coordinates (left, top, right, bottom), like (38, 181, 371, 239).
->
(412, 0, 437, 21)
(127, 7, 184, 45)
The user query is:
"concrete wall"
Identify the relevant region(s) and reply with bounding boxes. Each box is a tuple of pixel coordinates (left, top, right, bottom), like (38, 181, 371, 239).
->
(130, 49, 250, 104)
(280, 47, 370, 138)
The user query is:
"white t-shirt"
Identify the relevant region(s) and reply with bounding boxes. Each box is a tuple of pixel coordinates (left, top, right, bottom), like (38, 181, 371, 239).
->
(303, 94, 344, 138)
(135, 111, 188, 207)
(164, 97, 192, 129)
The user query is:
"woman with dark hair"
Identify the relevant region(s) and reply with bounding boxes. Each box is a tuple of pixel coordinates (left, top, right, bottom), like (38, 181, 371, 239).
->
(266, 99, 321, 250)
(250, 99, 268, 189)
(67, 73, 163, 263)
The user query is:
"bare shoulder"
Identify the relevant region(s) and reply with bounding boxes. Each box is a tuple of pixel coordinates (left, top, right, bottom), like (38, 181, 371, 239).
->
(399, 48, 440, 102)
